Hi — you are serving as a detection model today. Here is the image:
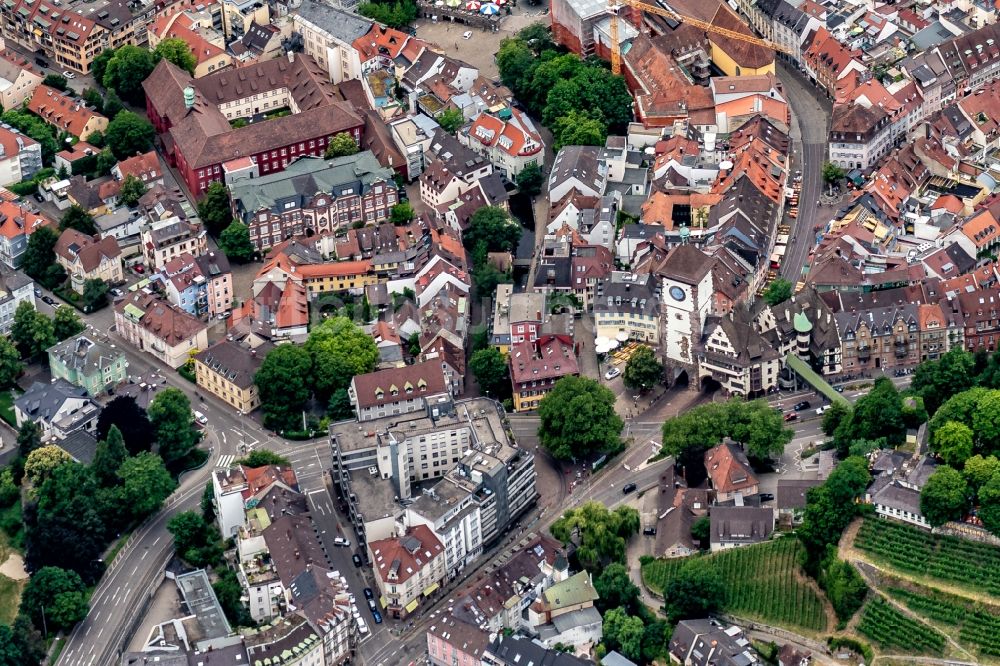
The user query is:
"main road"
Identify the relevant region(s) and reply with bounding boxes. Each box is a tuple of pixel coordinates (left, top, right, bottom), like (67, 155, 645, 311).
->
(777, 61, 832, 284)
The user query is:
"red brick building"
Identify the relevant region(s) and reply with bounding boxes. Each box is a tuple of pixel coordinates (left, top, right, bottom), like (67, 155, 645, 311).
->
(142, 53, 363, 196)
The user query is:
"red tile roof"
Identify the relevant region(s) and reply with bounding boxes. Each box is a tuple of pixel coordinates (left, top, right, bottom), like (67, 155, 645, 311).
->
(27, 85, 107, 138)
(704, 441, 758, 494)
(509, 335, 578, 384)
(370, 524, 444, 585)
(351, 360, 448, 409)
(0, 201, 54, 240)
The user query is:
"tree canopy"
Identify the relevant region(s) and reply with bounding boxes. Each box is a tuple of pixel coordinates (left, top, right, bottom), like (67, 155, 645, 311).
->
(0, 337, 22, 390)
(436, 108, 465, 134)
(117, 452, 175, 521)
(21, 225, 62, 289)
(912, 348, 975, 414)
(661, 559, 725, 623)
(550, 501, 639, 572)
(515, 163, 544, 197)
(218, 221, 255, 263)
(920, 466, 970, 527)
(11, 301, 55, 361)
(52, 306, 84, 342)
(24, 446, 73, 487)
(255, 344, 314, 432)
(104, 111, 156, 160)
(622, 346, 663, 391)
(324, 132, 359, 159)
(931, 421, 975, 468)
(153, 38, 197, 75)
(304, 316, 378, 400)
(463, 207, 522, 259)
(19, 566, 88, 632)
(538, 376, 622, 461)
(469, 348, 510, 399)
(97, 395, 155, 455)
(118, 174, 147, 207)
(797, 456, 871, 573)
(148, 388, 199, 468)
(603, 608, 645, 663)
(101, 46, 155, 104)
(763, 278, 793, 306)
(197, 182, 233, 237)
(59, 204, 96, 235)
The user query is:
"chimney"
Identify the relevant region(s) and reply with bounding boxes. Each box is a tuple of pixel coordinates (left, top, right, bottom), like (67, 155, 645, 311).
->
(287, 50, 295, 63)
(183, 86, 195, 111)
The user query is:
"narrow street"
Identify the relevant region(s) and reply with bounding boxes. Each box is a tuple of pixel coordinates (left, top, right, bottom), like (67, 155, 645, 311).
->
(777, 62, 833, 285)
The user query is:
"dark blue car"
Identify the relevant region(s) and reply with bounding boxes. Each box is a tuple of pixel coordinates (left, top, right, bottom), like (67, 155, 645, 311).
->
(372, 610, 383, 624)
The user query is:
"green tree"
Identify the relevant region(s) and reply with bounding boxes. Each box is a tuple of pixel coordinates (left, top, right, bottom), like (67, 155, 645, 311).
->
(304, 316, 378, 400)
(920, 466, 970, 527)
(819, 551, 867, 623)
(463, 206, 522, 256)
(91, 49, 114, 88)
(97, 395, 155, 455)
(328, 388, 355, 421)
(528, 53, 583, 111)
(153, 37, 197, 75)
(972, 390, 1000, 454)
(213, 568, 254, 627)
(848, 377, 906, 446)
(518, 22, 555, 54)
(622, 345, 663, 391)
(1, 109, 60, 164)
(118, 174, 147, 207)
(16, 421, 43, 459)
(21, 225, 60, 288)
(59, 204, 96, 234)
(913, 348, 974, 415)
(19, 566, 88, 632)
(552, 109, 606, 151)
(102, 45, 155, 105)
(437, 108, 465, 134)
(117, 452, 175, 520)
(407, 332, 420, 357)
(931, 421, 975, 468)
(979, 472, 1000, 535)
(102, 88, 125, 120)
(389, 202, 415, 225)
(324, 132, 359, 159)
(473, 263, 512, 298)
(661, 559, 725, 623)
(550, 502, 639, 571)
(26, 463, 106, 581)
(167, 510, 210, 560)
(255, 344, 314, 432)
(0, 337, 23, 389)
(52, 305, 84, 341)
(602, 608, 644, 663)
(538, 376, 622, 460)
(515, 163, 544, 197)
(469, 347, 510, 399)
(234, 450, 291, 468)
(218, 221, 255, 263)
(763, 278, 793, 306)
(495, 38, 538, 102)
(822, 161, 846, 184)
(82, 278, 109, 312)
(104, 111, 155, 160)
(593, 563, 640, 615)
(797, 456, 870, 573)
(201, 480, 215, 522)
(148, 387, 199, 468)
(691, 515, 710, 548)
(24, 445, 73, 487)
(963, 454, 1000, 493)
(822, 401, 850, 437)
(11, 301, 55, 360)
(91, 425, 127, 487)
(43, 74, 69, 91)
(543, 66, 632, 134)
(197, 182, 232, 237)
(357, 0, 418, 29)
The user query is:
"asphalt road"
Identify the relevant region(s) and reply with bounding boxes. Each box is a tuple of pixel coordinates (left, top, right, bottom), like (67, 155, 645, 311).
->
(777, 61, 832, 284)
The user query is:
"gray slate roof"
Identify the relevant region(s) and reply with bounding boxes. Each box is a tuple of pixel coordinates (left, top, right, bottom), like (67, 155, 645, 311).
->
(15, 378, 91, 422)
(295, 0, 372, 44)
(230, 151, 395, 219)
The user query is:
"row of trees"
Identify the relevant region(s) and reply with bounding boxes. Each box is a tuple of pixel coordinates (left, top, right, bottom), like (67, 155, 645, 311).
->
(92, 39, 198, 105)
(496, 24, 633, 150)
(196, 183, 257, 263)
(254, 316, 377, 431)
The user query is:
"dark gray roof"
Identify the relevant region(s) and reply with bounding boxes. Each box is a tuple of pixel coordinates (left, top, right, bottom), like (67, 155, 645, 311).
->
(548, 146, 604, 194)
(15, 379, 93, 422)
(47, 334, 122, 379)
(594, 272, 658, 317)
(710, 506, 775, 545)
(194, 340, 269, 390)
(670, 619, 757, 666)
(56, 430, 98, 464)
(487, 634, 592, 666)
(776, 478, 822, 510)
(427, 129, 489, 177)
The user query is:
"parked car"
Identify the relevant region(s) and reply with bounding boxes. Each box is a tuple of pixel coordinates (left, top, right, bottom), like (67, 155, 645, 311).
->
(605, 367, 621, 380)
(193, 410, 208, 425)
(41, 295, 55, 306)
(333, 537, 351, 547)
(32, 192, 44, 203)
(61, 70, 75, 79)
(622, 482, 637, 494)
(816, 405, 831, 415)
(793, 400, 811, 411)
(352, 554, 362, 567)
(33, 288, 41, 298)
(760, 493, 775, 502)
(372, 610, 383, 624)
(367, 598, 377, 613)
(462, 30, 473, 39)
(783, 412, 798, 422)
(133, 264, 145, 274)
(34, 57, 48, 68)
(363, 587, 374, 600)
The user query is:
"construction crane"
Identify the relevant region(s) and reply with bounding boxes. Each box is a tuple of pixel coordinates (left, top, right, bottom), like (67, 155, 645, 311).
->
(607, 0, 796, 76)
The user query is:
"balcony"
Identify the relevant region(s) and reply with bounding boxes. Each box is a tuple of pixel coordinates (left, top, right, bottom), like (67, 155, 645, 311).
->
(858, 346, 871, 361)
(895, 342, 908, 358)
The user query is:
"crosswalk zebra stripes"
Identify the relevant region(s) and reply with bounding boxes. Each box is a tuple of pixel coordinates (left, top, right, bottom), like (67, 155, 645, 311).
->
(216, 454, 235, 469)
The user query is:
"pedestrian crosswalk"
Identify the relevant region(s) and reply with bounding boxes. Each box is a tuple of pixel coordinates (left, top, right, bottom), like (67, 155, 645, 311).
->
(216, 454, 235, 469)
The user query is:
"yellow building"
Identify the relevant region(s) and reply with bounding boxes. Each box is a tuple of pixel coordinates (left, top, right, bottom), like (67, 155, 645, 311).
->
(707, 8, 775, 77)
(299, 261, 381, 295)
(194, 340, 269, 414)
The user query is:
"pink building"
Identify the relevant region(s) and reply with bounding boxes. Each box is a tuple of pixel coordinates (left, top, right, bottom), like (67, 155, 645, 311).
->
(427, 615, 490, 666)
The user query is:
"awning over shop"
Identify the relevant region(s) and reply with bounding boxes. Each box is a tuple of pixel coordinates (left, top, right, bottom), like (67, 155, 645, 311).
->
(405, 599, 419, 613)
(380, 596, 388, 608)
(423, 583, 440, 596)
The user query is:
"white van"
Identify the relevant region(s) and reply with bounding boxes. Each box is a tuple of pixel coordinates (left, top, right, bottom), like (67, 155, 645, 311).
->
(193, 410, 208, 425)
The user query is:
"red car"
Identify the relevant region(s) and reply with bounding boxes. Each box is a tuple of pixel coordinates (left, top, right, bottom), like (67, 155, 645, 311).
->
(133, 264, 145, 274)
(783, 412, 798, 422)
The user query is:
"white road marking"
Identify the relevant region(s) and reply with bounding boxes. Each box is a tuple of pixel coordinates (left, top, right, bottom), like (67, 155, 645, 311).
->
(216, 454, 235, 468)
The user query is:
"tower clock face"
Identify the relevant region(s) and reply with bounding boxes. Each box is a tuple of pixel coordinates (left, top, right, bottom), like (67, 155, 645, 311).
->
(669, 286, 685, 302)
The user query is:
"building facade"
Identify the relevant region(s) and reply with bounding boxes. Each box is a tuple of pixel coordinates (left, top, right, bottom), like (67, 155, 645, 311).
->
(48, 334, 127, 396)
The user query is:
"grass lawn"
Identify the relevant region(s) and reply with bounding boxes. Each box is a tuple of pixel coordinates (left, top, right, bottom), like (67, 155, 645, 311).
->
(642, 536, 829, 633)
(0, 388, 16, 426)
